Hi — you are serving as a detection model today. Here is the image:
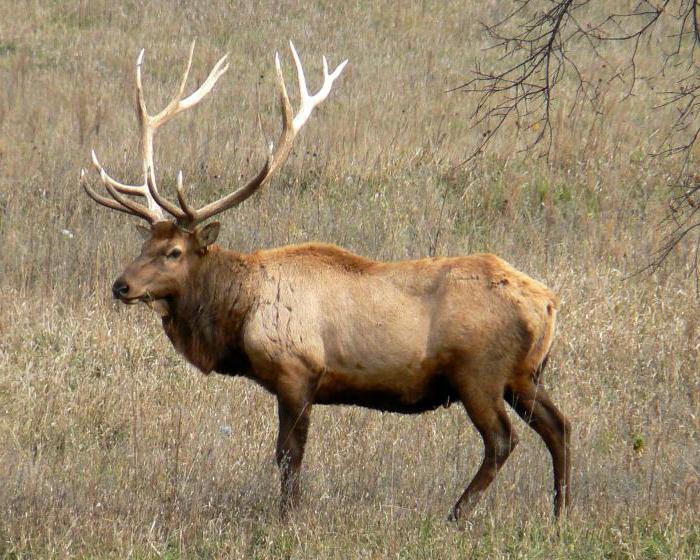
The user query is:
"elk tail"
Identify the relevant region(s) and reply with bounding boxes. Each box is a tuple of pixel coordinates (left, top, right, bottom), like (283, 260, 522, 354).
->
(525, 299, 558, 383)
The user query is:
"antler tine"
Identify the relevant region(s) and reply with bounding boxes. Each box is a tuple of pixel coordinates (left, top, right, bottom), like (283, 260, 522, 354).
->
(175, 43, 347, 227)
(290, 41, 348, 132)
(153, 41, 196, 124)
(146, 169, 187, 221)
(177, 52, 230, 112)
(135, 48, 148, 127)
(91, 150, 148, 197)
(275, 51, 295, 134)
(81, 169, 141, 217)
(175, 171, 198, 223)
(81, 168, 160, 223)
(100, 170, 161, 223)
(149, 42, 230, 128)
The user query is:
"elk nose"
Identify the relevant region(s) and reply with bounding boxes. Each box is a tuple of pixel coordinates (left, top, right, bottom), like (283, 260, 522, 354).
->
(112, 279, 129, 299)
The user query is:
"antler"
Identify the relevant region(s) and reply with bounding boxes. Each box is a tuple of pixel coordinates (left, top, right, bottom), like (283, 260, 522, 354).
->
(82, 42, 229, 223)
(82, 42, 346, 229)
(171, 41, 347, 227)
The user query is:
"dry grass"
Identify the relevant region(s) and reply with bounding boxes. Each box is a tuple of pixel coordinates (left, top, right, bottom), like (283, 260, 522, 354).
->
(0, 1, 698, 558)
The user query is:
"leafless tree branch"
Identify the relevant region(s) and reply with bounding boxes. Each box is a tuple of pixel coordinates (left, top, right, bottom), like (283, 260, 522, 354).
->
(460, 0, 700, 286)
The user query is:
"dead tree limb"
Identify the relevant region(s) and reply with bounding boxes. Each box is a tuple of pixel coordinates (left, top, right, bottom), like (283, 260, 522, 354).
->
(460, 0, 700, 284)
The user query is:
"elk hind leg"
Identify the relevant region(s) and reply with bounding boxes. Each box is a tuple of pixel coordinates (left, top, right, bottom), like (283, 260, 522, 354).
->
(505, 381, 571, 518)
(450, 379, 519, 522)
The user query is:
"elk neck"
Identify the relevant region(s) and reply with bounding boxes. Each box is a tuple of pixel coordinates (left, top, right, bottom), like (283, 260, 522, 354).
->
(161, 246, 255, 376)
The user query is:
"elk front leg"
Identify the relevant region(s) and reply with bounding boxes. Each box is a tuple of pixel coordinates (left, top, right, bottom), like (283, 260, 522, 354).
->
(275, 379, 313, 516)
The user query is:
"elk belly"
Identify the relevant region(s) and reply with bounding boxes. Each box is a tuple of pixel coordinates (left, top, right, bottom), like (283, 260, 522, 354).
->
(314, 361, 457, 414)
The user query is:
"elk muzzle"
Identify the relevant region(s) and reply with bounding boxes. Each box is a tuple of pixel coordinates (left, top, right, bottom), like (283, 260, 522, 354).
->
(112, 278, 130, 300)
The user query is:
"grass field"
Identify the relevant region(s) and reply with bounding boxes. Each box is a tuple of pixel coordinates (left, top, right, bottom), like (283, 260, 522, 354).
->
(0, 1, 699, 558)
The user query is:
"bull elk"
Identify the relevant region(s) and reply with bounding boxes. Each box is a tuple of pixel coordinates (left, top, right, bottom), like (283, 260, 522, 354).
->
(81, 42, 571, 521)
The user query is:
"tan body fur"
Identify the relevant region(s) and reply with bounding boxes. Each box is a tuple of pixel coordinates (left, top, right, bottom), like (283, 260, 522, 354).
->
(127, 226, 570, 519)
(196, 244, 555, 410)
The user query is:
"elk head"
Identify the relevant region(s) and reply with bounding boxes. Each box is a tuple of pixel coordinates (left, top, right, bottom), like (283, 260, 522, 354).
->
(109, 221, 220, 315)
(81, 41, 347, 312)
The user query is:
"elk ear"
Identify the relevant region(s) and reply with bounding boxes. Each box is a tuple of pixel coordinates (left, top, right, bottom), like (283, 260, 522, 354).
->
(194, 221, 220, 249)
(134, 223, 152, 240)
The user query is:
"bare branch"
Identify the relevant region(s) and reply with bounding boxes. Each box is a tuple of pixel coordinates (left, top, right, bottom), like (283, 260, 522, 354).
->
(460, 0, 700, 284)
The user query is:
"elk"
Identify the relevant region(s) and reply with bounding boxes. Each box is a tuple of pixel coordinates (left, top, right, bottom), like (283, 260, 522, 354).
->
(81, 42, 571, 521)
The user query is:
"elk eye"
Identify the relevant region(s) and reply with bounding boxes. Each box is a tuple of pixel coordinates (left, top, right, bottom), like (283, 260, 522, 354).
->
(166, 248, 182, 260)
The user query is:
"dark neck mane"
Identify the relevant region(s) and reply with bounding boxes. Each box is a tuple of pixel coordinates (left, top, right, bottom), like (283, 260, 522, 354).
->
(162, 248, 253, 375)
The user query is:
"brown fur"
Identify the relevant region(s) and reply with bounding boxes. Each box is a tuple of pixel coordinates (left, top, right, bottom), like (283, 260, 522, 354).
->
(111, 225, 571, 520)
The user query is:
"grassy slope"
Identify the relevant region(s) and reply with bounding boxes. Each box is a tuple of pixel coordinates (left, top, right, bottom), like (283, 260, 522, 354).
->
(0, 1, 698, 558)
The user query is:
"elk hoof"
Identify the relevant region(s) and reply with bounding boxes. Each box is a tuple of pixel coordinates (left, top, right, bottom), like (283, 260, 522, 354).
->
(447, 507, 474, 530)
